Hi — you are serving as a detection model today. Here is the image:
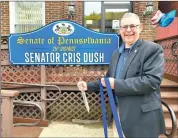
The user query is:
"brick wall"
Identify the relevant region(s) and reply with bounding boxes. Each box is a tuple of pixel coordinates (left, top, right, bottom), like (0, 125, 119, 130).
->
(133, 1, 158, 41)
(45, 1, 83, 25)
(0, 1, 10, 35)
(45, 1, 65, 24)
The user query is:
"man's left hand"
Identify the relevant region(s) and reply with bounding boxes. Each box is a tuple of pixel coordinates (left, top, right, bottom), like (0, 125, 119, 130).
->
(101, 77, 115, 89)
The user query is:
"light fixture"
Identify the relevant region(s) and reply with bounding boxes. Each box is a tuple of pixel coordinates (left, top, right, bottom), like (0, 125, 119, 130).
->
(68, 1, 75, 18)
(143, 1, 154, 16)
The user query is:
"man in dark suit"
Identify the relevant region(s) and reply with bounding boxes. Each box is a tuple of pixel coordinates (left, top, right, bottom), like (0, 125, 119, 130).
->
(77, 13, 166, 138)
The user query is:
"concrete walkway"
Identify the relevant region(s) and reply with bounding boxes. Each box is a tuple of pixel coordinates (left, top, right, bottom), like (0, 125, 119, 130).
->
(39, 121, 114, 137)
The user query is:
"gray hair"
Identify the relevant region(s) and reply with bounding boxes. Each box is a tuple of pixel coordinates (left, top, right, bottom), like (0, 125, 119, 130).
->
(121, 12, 140, 21)
(120, 12, 140, 26)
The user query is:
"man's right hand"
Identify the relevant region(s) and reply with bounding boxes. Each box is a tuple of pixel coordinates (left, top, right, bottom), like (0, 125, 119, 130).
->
(77, 81, 88, 91)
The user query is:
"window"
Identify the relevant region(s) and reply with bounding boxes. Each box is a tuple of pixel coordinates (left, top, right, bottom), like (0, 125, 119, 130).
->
(84, 2, 101, 32)
(104, 2, 130, 4)
(84, 2, 131, 32)
(10, 2, 45, 33)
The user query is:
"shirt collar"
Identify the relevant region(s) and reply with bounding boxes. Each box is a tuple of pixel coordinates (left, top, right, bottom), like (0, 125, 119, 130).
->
(119, 40, 138, 54)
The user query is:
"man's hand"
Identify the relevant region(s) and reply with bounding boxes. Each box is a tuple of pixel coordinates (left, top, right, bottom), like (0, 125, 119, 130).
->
(101, 77, 115, 89)
(77, 81, 88, 91)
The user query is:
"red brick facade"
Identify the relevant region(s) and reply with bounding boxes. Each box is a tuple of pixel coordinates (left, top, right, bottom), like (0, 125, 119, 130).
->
(0, 1, 10, 35)
(45, 1, 83, 25)
(45, 2, 65, 24)
(0, 1, 157, 41)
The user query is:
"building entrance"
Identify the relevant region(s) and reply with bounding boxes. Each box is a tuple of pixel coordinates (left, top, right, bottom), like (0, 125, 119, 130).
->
(101, 2, 131, 33)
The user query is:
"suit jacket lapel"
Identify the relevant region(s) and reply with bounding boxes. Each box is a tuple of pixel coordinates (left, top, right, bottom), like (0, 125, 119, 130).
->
(120, 39, 142, 79)
(111, 50, 120, 77)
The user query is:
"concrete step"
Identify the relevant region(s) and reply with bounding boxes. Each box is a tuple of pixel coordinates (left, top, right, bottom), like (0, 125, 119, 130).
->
(162, 104, 178, 113)
(160, 79, 178, 138)
(164, 112, 178, 119)
(164, 117, 178, 129)
(161, 78, 178, 87)
(161, 92, 178, 99)
(160, 115, 178, 138)
(161, 87, 178, 92)
(161, 98, 178, 113)
(163, 112, 178, 137)
(39, 121, 113, 137)
(162, 99, 178, 105)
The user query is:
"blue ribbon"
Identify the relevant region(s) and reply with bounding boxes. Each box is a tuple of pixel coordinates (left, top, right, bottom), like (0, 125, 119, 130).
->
(99, 77, 124, 138)
(99, 79, 108, 137)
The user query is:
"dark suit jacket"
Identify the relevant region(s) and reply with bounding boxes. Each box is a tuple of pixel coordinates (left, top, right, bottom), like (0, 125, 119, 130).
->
(87, 39, 166, 138)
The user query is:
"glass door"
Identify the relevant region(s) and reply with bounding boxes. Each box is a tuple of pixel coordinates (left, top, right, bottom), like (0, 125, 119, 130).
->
(101, 2, 131, 33)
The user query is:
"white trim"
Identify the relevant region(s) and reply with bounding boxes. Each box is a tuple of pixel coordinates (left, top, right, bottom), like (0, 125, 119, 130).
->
(42, 1, 45, 25)
(9, 2, 15, 33)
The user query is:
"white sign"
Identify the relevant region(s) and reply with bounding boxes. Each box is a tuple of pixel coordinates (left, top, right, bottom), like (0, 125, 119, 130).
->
(86, 20, 93, 25)
(112, 20, 120, 29)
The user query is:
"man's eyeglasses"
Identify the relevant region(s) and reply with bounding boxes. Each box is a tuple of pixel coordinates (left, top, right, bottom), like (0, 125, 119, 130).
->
(120, 24, 140, 31)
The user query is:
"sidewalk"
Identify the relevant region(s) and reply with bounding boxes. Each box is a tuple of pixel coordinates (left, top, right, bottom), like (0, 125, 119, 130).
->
(39, 121, 113, 137)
